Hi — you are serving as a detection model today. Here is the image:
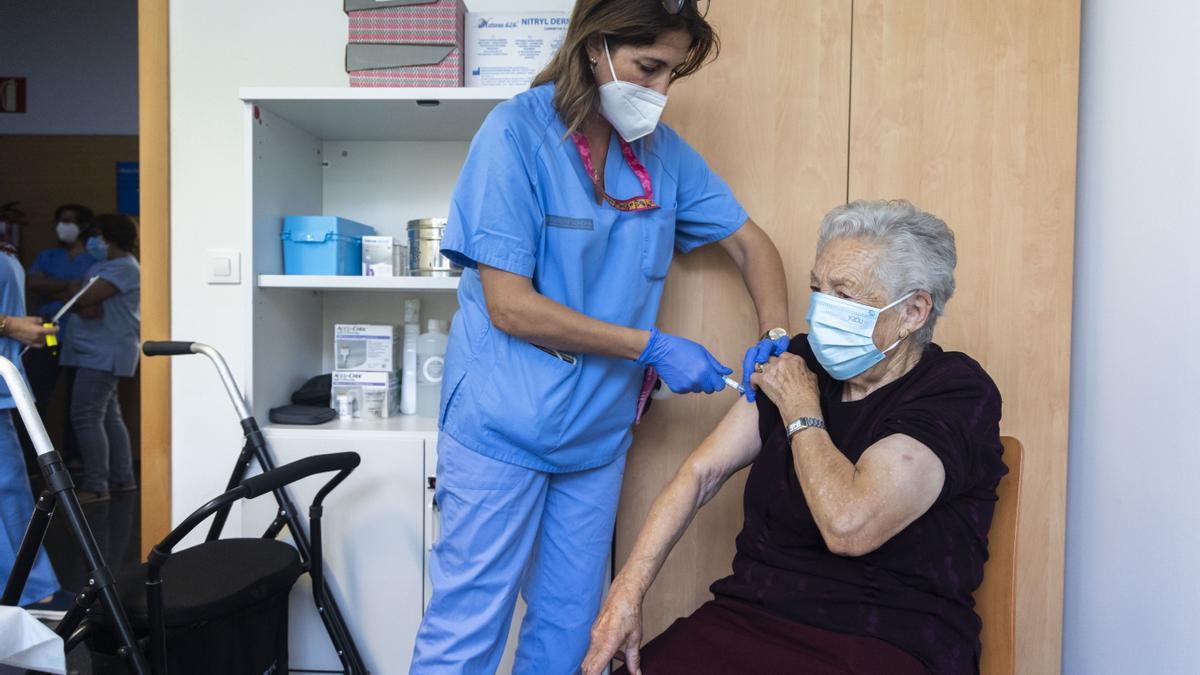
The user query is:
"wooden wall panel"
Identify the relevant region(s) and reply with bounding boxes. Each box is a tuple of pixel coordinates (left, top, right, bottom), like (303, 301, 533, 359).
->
(138, 0, 171, 556)
(0, 135, 138, 268)
(615, 0, 853, 641)
(848, 2, 1080, 672)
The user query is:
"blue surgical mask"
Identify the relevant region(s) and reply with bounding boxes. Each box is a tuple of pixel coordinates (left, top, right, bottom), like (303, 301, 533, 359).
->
(86, 237, 109, 260)
(806, 290, 916, 380)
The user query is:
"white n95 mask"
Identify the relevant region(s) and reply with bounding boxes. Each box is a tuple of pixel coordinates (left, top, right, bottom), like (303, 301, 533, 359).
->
(56, 222, 80, 244)
(598, 38, 667, 142)
(806, 290, 916, 381)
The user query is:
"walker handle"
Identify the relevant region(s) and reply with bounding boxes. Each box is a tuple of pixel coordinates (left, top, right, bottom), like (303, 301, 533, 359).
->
(143, 341, 196, 357)
(241, 453, 361, 499)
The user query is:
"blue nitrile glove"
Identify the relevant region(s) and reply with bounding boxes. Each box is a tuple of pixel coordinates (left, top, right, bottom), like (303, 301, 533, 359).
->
(741, 335, 791, 402)
(637, 328, 733, 395)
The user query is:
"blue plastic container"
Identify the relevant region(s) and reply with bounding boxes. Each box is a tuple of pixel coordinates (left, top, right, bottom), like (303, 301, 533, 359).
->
(281, 216, 375, 276)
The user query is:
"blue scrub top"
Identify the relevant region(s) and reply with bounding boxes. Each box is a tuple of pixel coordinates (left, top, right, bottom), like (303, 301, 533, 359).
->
(439, 84, 747, 473)
(60, 256, 141, 378)
(29, 247, 98, 316)
(0, 251, 30, 409)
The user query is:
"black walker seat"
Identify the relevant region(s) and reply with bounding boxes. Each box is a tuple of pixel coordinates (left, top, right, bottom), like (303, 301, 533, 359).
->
(0, 342, 368, 675)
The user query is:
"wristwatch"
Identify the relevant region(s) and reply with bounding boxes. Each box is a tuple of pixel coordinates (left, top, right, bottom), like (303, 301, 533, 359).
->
(786, 417, 826, 440)
(761, 327, 789, 342)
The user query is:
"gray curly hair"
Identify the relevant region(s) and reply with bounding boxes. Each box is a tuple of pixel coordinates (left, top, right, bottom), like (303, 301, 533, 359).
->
(816, 200, 957, 346)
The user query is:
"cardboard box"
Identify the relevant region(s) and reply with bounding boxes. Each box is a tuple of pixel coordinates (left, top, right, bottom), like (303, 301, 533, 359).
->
(334, 324, 398, 372)
(347, 0, 466, 87)
(331, 371, 400, 419)
(347, 45, 464, 87)
(362, 236, 409, 277)
(348, 0, 465, 44)
(465, 12, 570, 87)
(345, 0, 433, 11)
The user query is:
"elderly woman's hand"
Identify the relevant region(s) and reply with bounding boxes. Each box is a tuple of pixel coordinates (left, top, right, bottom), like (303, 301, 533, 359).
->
(582, 580, 645, 675)
(749, 353, 823, 422)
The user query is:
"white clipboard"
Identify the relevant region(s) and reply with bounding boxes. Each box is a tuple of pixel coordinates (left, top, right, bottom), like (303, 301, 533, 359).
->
(19, 275, 101, 356)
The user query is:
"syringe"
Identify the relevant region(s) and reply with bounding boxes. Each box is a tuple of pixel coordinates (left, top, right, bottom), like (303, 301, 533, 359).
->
(652, 375, 745, 400)
(723, 376, 746, 394)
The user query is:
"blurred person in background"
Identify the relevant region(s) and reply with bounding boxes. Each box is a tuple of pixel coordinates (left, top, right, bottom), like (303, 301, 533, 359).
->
(24, 203, 98, 470)
(0, 202, 27, 249)
(60, 215, 139, 504)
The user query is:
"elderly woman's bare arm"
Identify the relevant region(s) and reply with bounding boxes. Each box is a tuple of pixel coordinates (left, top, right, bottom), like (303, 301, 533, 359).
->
(617, 399, 761, 593)
(789, 432, 944, 557)
(582, 400, 762, 675)
(752, 352, 945, 557)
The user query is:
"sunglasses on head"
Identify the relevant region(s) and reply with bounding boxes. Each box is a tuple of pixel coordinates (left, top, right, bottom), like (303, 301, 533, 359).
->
(661, 0, 709, 17)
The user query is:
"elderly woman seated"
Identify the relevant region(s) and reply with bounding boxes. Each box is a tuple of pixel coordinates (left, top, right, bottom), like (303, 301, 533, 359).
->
(583, 200, 1007, 675)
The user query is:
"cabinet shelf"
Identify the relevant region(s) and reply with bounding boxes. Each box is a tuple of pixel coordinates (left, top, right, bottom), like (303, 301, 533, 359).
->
(257, 275, 460, 292)
(264, 415, 439, 439)
(241, 86, 522, 141)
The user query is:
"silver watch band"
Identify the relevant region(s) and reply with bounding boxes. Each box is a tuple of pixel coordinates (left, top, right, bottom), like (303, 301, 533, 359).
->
(786, 416, 826, 440)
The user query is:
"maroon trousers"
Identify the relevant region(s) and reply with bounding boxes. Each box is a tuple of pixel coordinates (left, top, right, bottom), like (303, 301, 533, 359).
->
(615, 597, 930, 675)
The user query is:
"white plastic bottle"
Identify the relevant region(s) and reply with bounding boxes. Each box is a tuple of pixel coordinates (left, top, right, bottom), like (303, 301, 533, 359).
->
(416, 319, 448, 418)
(401, 299, 420, 415)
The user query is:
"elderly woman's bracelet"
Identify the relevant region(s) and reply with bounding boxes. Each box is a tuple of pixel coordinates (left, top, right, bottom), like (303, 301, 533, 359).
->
(786, 417, 826, 440)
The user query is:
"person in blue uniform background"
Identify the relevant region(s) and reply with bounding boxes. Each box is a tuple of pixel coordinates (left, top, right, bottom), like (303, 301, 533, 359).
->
(25, 203, 98, 469)
(412, 2, 792, 672)
(60, 215, 141, 505)
(0, 241, 67, 616)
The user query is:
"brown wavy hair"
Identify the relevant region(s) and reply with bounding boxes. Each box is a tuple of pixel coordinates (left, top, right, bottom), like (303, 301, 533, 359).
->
(531, 0, 719, 137)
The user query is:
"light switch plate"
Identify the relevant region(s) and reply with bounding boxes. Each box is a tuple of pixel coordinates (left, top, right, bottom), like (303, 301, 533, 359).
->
(207, 249, 241, 284)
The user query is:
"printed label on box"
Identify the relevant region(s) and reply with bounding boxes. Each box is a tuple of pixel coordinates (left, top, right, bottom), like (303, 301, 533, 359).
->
(466, 13, 570, 87)
(335, 324, 398, 372)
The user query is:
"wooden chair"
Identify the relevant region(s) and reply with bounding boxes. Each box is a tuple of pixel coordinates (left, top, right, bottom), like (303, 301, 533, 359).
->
(976, 436, 1024, 675)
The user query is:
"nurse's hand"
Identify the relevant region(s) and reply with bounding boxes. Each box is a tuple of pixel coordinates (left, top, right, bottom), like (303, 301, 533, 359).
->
(741, 334, 791, 402)
(636, 328, 732, 394)
(583, 582, 644, 675)
(2, 316, 57, 347)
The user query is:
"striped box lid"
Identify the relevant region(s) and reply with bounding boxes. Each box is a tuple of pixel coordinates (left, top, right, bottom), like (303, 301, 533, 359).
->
(348, 0, 465, 45)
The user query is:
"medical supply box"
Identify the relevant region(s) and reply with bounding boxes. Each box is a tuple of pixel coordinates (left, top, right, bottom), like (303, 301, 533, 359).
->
(346, 0, 467, 87)
(465, 12, 570, 87)
(362, 236, 409, 277)
(331, 371, 401, 419)
(281, 216, 375, 276)
(335, 324, 399, 372)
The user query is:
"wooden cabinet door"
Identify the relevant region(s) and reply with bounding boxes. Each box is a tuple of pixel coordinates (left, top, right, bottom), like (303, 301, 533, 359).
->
(848, 3, 1080, 672)
(616, 0, 854, 642)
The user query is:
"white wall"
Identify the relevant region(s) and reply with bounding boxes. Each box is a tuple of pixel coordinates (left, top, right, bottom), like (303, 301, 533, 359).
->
(0, 0, 138, 134)
(168, 0, 572, 533)
(1063, 2, 1200, 673)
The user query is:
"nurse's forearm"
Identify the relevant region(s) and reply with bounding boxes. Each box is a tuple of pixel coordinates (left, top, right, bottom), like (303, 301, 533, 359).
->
(480, 265, 650, 360)
(722, 219, 790, 333)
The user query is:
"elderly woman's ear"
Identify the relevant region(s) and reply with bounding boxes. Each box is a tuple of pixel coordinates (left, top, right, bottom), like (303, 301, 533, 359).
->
(898, 290, 934, 339)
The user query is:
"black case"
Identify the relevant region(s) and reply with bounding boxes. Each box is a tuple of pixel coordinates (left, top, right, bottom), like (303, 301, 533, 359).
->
(269, 404, 337, 426)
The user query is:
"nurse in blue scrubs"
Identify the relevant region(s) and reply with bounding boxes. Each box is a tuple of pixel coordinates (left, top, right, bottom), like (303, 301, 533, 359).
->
(412, 1, 791, 672)
(0, 243, 64, 614)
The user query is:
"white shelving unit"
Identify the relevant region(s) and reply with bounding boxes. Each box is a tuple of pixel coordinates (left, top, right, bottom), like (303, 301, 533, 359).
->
(257, 274, 460, 292)
(240, 87, 512, 672)
(242, 86, 521, 141)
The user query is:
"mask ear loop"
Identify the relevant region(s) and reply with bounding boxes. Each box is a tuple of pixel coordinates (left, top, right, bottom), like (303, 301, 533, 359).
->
(603, 37, 620, 85)
(879, 290, 919, 354)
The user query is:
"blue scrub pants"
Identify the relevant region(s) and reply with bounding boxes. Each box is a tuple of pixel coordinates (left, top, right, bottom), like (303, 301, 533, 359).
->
(411, 433, 627, 674)
(0, 410, 60, 604)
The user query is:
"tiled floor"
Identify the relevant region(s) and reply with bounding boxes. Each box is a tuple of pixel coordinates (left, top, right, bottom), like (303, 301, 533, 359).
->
(30, 468, 141, 674)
